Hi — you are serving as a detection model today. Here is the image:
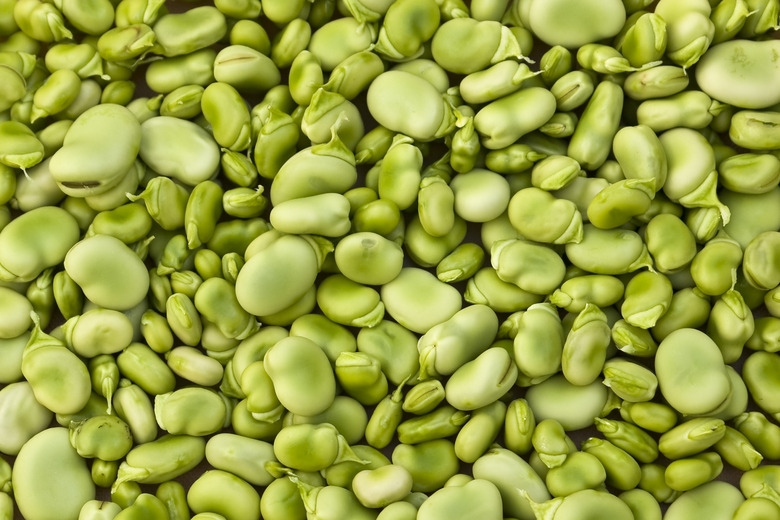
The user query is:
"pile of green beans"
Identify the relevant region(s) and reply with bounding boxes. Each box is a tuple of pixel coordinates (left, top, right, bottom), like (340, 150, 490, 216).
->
(1, 0, 780, 518)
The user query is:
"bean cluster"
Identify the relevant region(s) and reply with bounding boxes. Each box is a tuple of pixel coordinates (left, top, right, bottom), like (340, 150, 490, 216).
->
(1, 0, 780, 519)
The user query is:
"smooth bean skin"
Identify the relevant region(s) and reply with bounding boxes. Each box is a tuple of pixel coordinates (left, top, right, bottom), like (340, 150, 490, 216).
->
(743, 351, 780, 417)
(714, 424, 763, 471)
(0, 120, 45, 171)
(7, 4, 780, 516)
(722, 188, 780, 250)
(0, 205, 79, 282)
(392, 439, 459, 493)
(200, 82, 251, 152)
(743, 231, 780, 290)
(356, 320, 419, 386)
(114, 434, 205, 492)
(295, 479, 378, 520)
(259, 476, 305, 520)
(22, 323, 91, 415)
(154, 387, 226, 436)
(367, 70, 455, 142)
(381, 268, 462, 334)
(88, 459, 117, 490)
(187, 470, 260, 520)
(655, 328, 732, 415)
(307, 17, 373, 71)
(323, 443, 388, 490)
(492, 238, 566, 296)
(655, 0, 715, 68)
(527, 489, 634, 520)
(139, 116, 220, 185)
(445, 347, 517, 410)
(417, 304, 498, 380)
(594, 417, 659, 464)
(658, 417, 726, 460)
(417, 478, 502, 520)
(664, 452, 723, 491)
(618, 489, 662, 520)
(30, 67, 81, 122)
(264, 336, 336, 417)
(620, 271, 673, 329)
(545, 451, 607, 497)
(513, 303, 564, 379)
(77, 500, 122, 520)
(335, 351, 388, 405)
(455, 399, 506, 463)
(301, 89, 364, 151)
(522, 0, 626, 48)
(525, 374, 608, 431)
(404, 213, 466, 268)
(733, 497, 780, 520)
(12, 427, 95, 520)
(334, 232, 403, 286)
(565, 225, 651, 275)
(507, 187, 583, 245)
(287, 314, 354, 367)
(436, 242, 484, 283)
(116, 342, 176, 396)
(582, 437, 642, 491)
(474, 87, 557, 150)
(396, 404, 469, 445)
(287, 395, 368, 446)
(645, 214, 697, 273)
(145, 48, 216, 94)
(376, 501, 417, 520)
(587, 178, 656, 229)
(270, 193, 351, 237)
(113, 379, 156, 444)
(165, 346, 223, 386)
(561, 303, 611, 386)
(664, 481, 744, 520)
(269, 136, 357, 205)
(373, 0, 438, 60)
(0, 287, 33, 338)
(64, 308, 133, 358)
(697, 38, 780, 109)
(324, 51, 385, 101)
(352, 464, 414, 509)
(205, 434, 276, 486)
(0, 332, 28, 383)
(236, 234, 326, 318)
(740, 466, 780, 499)
(152, 6, 226, 57)
(530, 155, 582, 192)
(690, 231, 743, 296)
(503, 398, 535, 456)
(472, 447, 550, 520)
(460, 60, 538, 105)
(450, 168, 510, 223)
(0, 381, 53, 455)
(551, 275, 624, 314)
(89, 202, 152, 245)
(638, 463, 678, 503)
(64, 234, 149, 311)
(532, 418, 575, 469)
(568, 80, 623, 170)
(707, 289, 755, 363)
(214, 44, 280, 94)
